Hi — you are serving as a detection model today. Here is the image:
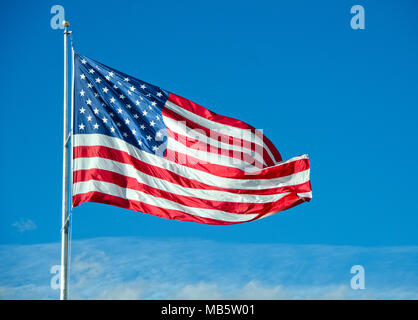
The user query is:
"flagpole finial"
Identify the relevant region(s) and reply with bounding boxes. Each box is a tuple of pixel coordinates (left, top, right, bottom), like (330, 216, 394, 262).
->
(63, 20, 70, 28)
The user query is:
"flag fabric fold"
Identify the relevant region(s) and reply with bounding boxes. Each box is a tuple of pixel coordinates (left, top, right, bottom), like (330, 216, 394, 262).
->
(72, 52, 312, 224)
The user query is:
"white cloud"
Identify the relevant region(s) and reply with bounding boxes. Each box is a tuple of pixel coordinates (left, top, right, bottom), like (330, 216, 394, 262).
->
(12, 218, 37, 233)
(234, 281, 290, 299)
(169, 281, 291, 300)
(171, 282, 225, 300)
(0, 286, 13, 299)
(94, 283, 146, 300)
(168, 282, 371, 300)
(0, 237, 417, 300)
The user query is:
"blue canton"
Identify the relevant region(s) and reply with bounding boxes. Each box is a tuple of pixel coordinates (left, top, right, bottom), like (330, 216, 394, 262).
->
(73, 53, 169, 156)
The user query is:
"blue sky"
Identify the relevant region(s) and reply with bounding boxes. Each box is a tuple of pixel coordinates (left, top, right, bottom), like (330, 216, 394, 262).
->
(0, 0, 417, 299)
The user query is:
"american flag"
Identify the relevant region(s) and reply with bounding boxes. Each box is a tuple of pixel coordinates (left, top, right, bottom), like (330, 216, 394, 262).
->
(72, 53, 312, 224)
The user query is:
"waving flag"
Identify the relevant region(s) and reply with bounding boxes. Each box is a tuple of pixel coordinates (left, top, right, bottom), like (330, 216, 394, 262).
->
(72, 53, 312, 224)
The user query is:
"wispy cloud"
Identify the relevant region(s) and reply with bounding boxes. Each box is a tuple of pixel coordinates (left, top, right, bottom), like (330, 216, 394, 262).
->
(11, 218, 37, 233)
(0, 237, 417, 299)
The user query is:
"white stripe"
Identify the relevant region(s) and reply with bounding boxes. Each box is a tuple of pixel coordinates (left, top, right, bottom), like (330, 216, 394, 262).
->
(163, 116, 267, 166)
(74, 134, 310, 190)
(165, 100, 277, 163)
(297, 191, 312, 199)
(73, 180, 258, 222)
(74, 156, 290, 204)
(167, 137, 261, 171)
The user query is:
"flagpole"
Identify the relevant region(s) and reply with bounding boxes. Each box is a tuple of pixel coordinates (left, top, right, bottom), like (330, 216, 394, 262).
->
(60, 19, 71, 300)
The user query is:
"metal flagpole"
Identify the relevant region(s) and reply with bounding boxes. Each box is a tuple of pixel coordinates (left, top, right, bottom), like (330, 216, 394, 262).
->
(60, 19, 71, 300)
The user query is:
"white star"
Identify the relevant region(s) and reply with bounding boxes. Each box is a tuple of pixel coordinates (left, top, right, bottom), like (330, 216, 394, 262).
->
(156, 115, 160, 120)
(156, 92, 163, 97)
(142, 110, 148, 116)
(109, 112, 114, 117)
(148, 105, 152, 110)
(79, 107, 86, 114)
(80, 74, 86, 80)
(117, 122, 122, 127)
(120, 94, 125, 100)
(94, 93, 99, 98)
(87, 83, 93, 88)
(135, 100, 140, 105)
(140, 84, 146, 90)
(123, 132, 128, 137)
(110, 127, 115, 133)
(127, 90, 132, 96)
(86, 99, 92, 105)
(151, 101, 157, 107)
(95, 77, 102, 83)
(102, 117, 108, 123)
(79, 123, 85, 130)
(146, 135, 152, 141)
(138, 140, 142, 146)
(125, 118, 130, 125)
(130, 86, 136, 92)
(150, 120, 155, 127)
(117, 107, 123, 114)
(113, 84, 118, 89)
(93, 123, 99, 130)
(156, 131, 162, 138)
(140, 124, 146, 130)
(134, 114, 139, 119)
(93, 108, 99, 114)
(110, 97, 116, 103)
(79, 90, 85, 96)
(109, 71, 114, 77)
(81, 59, 87, 64)
(152, 146, 158, 151)
(87, 115, 92, 121)
(126, 104, 132, 109)
(124, 77, 130, 82)
(89, 68, 95, 74)
(132, 129, 136, 135)
(105, 75, 110, 81)
(102, 87, 109, 93)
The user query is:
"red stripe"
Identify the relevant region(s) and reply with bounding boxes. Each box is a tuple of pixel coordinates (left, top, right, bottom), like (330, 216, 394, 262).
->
(73, 191, 239, 225)
(256, 197, 308, 220)
(168, 93, 282, 162)
(164, 149, 267, 178)
(72, 190, 307, 225)
(73, 145, 311, 195)
(166, 128, 265, 169)
(162, 106, 275, 167)
(261, 136, 282, 163)
(74, 168, 306, 215)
